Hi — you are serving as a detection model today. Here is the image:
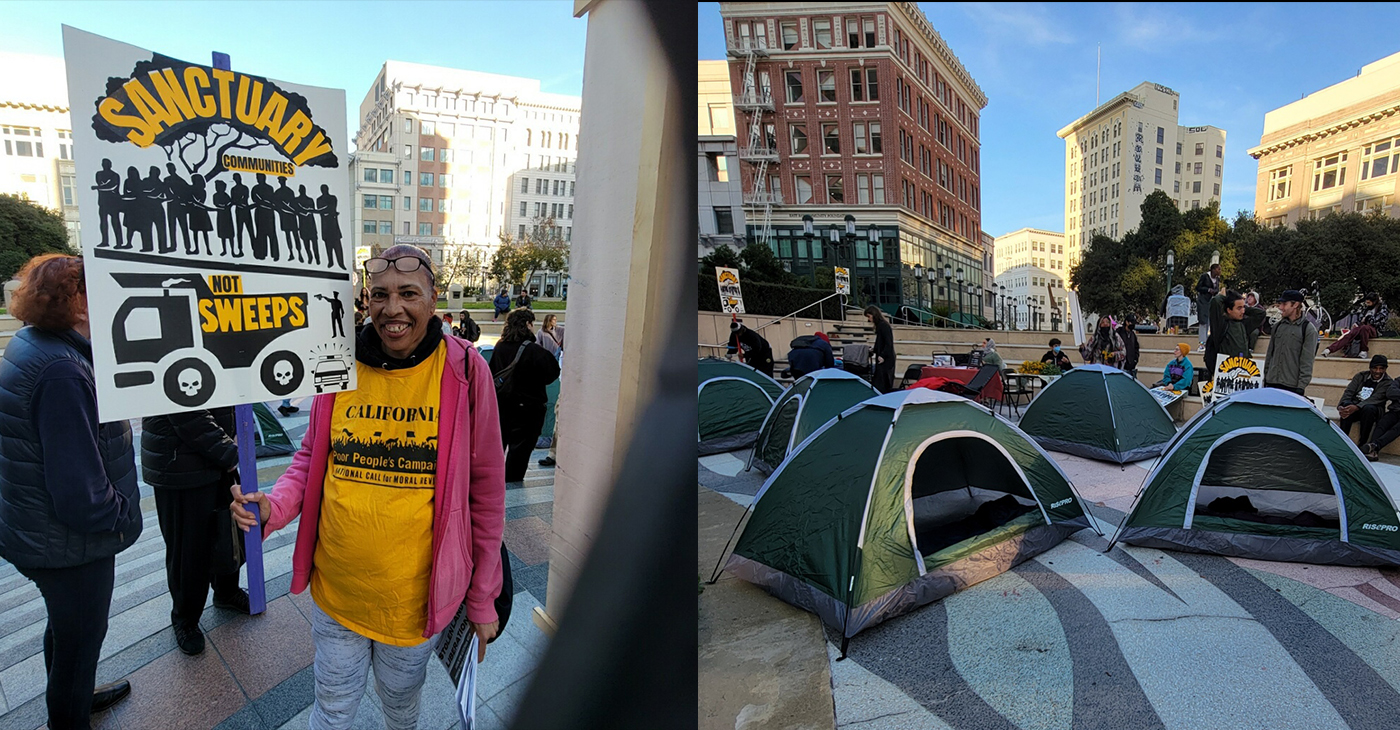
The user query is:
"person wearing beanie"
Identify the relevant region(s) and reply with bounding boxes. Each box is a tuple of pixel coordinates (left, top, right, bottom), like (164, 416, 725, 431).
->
(1154, 343, 1196, 391)
(726, 319, 775, 377)
(1263, 289, 1318, 396)
(1340, 354, 1392, 446)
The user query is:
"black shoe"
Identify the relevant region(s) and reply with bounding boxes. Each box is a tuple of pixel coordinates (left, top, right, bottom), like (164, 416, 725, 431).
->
(91, 680, 131, 713)
(538, 457, 556, 467)
(174, 623, 205, 655)
(1365, 443, 1381, 462)
(213, 589, 251, 614)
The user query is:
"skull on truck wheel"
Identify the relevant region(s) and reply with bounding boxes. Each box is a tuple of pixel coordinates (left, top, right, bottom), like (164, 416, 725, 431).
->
(178, 368, 202, 396)
(274, 361, 294, 386)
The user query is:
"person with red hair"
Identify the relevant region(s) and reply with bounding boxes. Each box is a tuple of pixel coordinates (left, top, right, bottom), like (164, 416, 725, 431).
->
(0, 254, 141, 727)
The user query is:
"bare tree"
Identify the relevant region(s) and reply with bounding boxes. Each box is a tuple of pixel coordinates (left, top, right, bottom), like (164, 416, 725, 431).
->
(490, 217, 570, 293)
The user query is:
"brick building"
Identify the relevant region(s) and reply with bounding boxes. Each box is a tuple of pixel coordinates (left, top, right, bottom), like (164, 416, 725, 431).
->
(717, 2, 987, 316)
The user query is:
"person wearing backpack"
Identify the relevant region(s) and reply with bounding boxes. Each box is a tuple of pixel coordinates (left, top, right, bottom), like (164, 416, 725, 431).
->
(458, 309, 481, 343)
(230, 245, 506, 728)
(490, 308, 561, 482)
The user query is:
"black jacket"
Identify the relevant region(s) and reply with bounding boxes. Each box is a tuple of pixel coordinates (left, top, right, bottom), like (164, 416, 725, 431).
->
(1196, 272, 1220, 301)
(140, 408, 239, 489)
(871, 319, 896, 367)
(1118, 326, 1141, 370)
(726, 327, 774, 370)
(0, 327, 142, 569)
(490, 338, 561, 409)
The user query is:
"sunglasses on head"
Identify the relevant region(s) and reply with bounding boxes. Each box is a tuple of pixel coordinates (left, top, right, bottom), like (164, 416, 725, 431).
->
(365, 256, 435, 283)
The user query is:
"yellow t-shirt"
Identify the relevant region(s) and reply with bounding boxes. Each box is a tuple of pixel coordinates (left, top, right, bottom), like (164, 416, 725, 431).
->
(311, 342, 445, 645)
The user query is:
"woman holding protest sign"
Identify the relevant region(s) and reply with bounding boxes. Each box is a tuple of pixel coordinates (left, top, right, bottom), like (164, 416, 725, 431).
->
(0, 254, 142, 727)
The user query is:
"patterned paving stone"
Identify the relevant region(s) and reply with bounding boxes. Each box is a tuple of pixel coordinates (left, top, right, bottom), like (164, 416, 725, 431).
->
(208, 596, 314, 700)
(502, 516, 551, 566)
(110, 645, 246, 730)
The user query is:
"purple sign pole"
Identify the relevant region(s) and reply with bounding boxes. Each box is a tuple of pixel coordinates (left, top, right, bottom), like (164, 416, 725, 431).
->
(215, 49, 266, 616)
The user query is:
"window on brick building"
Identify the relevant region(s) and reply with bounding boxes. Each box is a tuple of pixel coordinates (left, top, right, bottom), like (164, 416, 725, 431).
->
(785, 71, 803, 103)
(795, 175, 813, 204)
(817, 70, 836, 103)
(814, 19, 832, 49)
(850, 69, 864, 102)
(826, 175, 844, 203)
(781, 22, 799, 50)
(822, 123, 840, 154)
(791, 124, 808, 155)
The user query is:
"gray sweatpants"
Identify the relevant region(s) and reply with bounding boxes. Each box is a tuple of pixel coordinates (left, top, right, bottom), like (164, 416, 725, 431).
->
(308, 601, 439, 730)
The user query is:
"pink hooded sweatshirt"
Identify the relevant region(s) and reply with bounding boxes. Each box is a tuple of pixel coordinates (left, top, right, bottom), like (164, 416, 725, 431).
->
(261, 336, 506, 637)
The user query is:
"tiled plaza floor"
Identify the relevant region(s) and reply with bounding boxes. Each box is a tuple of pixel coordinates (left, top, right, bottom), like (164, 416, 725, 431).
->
(702, 436, 1400, 730)
(0, 400, 553, 730)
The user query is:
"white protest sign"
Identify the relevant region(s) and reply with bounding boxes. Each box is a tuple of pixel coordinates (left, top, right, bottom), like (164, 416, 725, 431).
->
(835, 266, 850, 295)
(716, 266, 744, 314)
(64, 27, 355, 421)
(1201, 354, 1264, 405)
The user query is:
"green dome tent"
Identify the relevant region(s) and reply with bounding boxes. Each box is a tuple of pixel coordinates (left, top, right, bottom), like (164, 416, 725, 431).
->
(252, 401, 294, 457)
(1018, 364, 1177, 463)
(698, 358, 785, 455)
(716, 389, 1095, 652)
(747, 369, 878, 474)
(1111, 388, 1400, 566)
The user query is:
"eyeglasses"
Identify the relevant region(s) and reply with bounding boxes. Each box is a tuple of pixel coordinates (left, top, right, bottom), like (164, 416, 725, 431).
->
(365, 256, 435, 283)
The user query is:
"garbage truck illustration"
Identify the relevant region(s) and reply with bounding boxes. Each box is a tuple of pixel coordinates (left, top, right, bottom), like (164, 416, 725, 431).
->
(109, 272, 310, 407)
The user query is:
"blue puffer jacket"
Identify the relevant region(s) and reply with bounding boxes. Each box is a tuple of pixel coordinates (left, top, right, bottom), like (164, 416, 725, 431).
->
(0, 327, 141, 569)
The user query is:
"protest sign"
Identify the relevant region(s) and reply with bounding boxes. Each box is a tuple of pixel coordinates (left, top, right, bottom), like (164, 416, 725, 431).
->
(716, 266, 744, 314)
(834, 266, 850, 295)
(64, 26, 355, 421)
(1202, 354, 1264, 405)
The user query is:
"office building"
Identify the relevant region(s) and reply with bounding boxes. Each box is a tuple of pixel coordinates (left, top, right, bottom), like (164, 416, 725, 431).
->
(1249, 51, 1400, 227)
(993, 227, 1068, 331)
(352, 60, 579, 297)
(699, 59, 746, 255)
(0, 52, 79, 249)
(1058, 82, 1225, 265)
(718, 2, 988, 314)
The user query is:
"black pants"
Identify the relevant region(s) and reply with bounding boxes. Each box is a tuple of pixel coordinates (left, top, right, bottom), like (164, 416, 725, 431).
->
(16, 556, 115, 730)
(1371, 410, 1400, 450)
(1341, 403, 1384, 444)
(154, 482, 241, 631)
(500, 402, 546, 482)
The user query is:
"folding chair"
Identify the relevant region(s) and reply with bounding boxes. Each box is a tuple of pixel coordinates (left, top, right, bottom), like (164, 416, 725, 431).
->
(962, 364, 1002, 410)
(1000, 369, 1034, 418)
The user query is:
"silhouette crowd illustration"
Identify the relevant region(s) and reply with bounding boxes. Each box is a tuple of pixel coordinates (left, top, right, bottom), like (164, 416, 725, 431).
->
(93, 157, 346, 270)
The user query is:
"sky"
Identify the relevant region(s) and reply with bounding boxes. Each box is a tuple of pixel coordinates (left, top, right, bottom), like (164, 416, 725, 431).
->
(1, 1, 586, 149)
(699, 2, 1400, 239)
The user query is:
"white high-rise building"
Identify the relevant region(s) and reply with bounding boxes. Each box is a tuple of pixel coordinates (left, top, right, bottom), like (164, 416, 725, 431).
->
(0, 52, 80, 249)
(353, 61, 579, 297)
(1057, 82, 1225, 265)
(993, 228, 1068, 331)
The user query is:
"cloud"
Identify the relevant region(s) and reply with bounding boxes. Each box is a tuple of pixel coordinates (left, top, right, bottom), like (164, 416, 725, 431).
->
(956, 2, 1077, 47)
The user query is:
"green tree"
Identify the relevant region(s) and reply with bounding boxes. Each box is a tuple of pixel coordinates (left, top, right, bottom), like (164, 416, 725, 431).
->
(0, 195, 74, 282)
(1121, 190, 1182, 261)
(698, 242, 801, 286)
(490, 217, 569, 292)
(1069, 233, 1131, 316)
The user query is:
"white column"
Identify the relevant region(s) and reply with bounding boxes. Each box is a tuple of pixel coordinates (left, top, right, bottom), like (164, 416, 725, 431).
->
(534, 0, 689, 630)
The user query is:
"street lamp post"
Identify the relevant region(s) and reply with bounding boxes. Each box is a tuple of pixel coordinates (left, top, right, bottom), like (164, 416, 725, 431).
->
(955, 268, 965, 329)
(913, 263, 924, 320)
(943, 264, 953, 326)
(1165, 248, 1175, 295)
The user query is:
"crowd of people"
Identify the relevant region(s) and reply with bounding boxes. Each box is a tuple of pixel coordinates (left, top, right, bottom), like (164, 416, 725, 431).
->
(0, 245, 570, 729)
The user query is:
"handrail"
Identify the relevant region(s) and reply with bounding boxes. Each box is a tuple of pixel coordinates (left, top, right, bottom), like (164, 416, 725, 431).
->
(750, 292, 844, 336)
(896, 304, 991, 330)
(698, 293, 845, 354)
